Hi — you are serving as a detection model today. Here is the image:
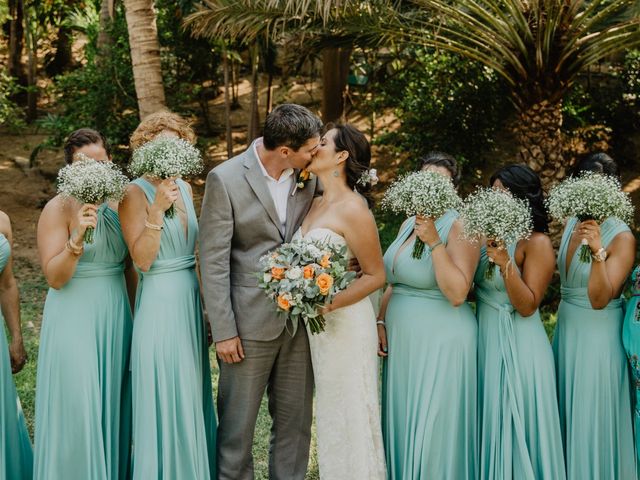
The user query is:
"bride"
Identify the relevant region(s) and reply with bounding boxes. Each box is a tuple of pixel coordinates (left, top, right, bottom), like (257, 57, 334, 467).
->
(296, 123, 387, 479)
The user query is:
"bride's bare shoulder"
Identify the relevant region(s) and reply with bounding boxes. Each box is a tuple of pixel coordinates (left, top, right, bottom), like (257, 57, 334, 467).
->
(338, 192, 373, 221)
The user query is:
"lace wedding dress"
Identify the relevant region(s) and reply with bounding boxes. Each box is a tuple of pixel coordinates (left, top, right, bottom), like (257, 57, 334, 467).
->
(295, 227, 386, 480)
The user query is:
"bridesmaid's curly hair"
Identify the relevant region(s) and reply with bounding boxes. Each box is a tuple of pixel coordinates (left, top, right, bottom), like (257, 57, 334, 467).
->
(490, 164, 549, 233)
(130, 110, 196, 150)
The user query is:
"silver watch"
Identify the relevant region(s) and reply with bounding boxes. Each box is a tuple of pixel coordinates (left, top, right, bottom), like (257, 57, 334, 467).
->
(591, 247, 608, 263)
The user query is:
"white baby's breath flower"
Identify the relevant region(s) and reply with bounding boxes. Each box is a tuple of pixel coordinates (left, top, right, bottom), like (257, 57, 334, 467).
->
(286, 266, 303, 280)
(129, 136, 203, 180)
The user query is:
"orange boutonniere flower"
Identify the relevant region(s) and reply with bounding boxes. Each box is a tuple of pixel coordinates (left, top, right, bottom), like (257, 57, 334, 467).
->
(316, 273, 334, 296)
(303, 265, 315, 279)
(271, 266, 286, 280)
(296, 169, 312, 191)
(277, 294, 291, 311)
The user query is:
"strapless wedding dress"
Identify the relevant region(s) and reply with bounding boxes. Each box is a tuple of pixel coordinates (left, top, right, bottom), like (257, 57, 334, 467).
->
(294, 227, 386, 480)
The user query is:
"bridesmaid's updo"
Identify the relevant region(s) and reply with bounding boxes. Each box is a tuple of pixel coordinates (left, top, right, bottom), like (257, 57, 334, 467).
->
(330, 124, 375, 208)
(572, 152, 619, 178)
(490, 164, 549, 233)
(418, 151, 461, 186)
(63, 128, 111, 164)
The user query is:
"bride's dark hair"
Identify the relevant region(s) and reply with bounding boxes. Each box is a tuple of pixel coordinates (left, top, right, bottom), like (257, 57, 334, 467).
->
(327, 123, 374, 208)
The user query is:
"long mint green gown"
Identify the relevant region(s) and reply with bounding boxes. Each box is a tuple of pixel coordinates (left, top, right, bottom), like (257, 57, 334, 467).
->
(553, 217, 636, 479)
(34, 204, 133, 479)
(130, 178, 216, 480)
(623, 265, 640, 476)
(476, 243, 565, 480)
(0, 234, 33, 480)
(381, 211, 477, 480)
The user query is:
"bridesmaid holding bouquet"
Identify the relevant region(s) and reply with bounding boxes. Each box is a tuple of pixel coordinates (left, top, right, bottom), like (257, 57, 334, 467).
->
(0, 211, 32, 480)
(120, 111, 216, 479)
(550, 153, 636, 479)
(34, 129, 135, 479)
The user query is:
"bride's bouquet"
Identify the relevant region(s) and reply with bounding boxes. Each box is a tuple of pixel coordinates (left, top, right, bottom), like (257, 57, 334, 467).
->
(460, 187, 533, 279)
(128, 136, 203, 218)
(257, 239, 357, 335)
(381, 170, 462, 259)
(546, 171, 634, 263)
(57, 154, 129, 243)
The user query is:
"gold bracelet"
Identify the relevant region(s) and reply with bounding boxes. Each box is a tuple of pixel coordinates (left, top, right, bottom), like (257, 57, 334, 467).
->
(65, 239, 83, 256)
(145, 220, 163, 231)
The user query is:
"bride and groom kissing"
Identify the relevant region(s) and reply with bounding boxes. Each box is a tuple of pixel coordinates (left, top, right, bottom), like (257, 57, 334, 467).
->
(199, 103, 387, 479)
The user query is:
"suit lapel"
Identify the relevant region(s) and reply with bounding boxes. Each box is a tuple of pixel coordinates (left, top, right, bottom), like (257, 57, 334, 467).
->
(243, 149, 283, 239)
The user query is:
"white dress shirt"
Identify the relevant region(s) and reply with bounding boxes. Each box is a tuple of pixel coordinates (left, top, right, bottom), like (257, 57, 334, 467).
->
(254, 140, 294, 232)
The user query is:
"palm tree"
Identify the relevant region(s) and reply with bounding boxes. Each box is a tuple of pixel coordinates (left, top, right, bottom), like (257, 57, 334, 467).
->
(377, 0, 640, 185)
(184, 0, 390, 122)
(123, 0, 166, 118)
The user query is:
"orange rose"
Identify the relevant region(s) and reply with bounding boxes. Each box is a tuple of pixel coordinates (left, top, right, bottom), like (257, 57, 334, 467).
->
(319, 254, 331, 268)
(316, 273, 334, 296)
(277, 294, 291, 311)
(271, 266, 285, 280)
(303, 265, 315, 279)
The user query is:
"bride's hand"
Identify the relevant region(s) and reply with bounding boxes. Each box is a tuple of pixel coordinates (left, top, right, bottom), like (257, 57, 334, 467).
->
(377, 323, 388, 357)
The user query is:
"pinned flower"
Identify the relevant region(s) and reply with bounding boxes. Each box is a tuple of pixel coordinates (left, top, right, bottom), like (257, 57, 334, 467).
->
(296, 169, 313, 190)
(357, 168, 379, 187)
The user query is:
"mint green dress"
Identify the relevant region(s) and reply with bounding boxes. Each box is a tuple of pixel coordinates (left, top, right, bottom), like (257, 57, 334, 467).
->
(0, 234, 33, 480)
(34, 204, 133, 479)
(553, 217, 636, 479)
(476, 243, 565, 480)
(382, 211, 477, 480)
(130, 178, 216, 479)
(622, 265, 640, 475)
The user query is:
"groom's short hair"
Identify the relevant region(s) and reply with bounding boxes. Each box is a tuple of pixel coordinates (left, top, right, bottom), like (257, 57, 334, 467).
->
(263, 104, 322, 151)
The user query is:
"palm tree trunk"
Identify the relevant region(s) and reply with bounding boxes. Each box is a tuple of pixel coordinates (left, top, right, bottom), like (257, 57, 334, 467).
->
(321, 47, 352, 122)
(123, 0, 166, 119)
(247, 44, 260, 144)
(223, 47, 233, 158)
(97, 0, 114, 61)
(513, 100, 566, 189)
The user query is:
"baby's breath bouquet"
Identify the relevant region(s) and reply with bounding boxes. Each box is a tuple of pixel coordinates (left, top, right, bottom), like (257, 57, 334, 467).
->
(381, 170, 462, 258)
(257, 239, 357, 335)
(460, 187, 533, 279)
(57, 154, 129, 243)
(128, 136, 203, 218)
(546, 171, 634, 263)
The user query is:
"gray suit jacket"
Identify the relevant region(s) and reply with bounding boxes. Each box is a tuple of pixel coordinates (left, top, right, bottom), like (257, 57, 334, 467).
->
(199, 143, 317, 342)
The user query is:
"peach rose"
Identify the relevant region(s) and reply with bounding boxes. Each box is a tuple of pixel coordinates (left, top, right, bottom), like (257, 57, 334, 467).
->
(277, 294, 291, 311)
(303, 265, 315, 279)
(316, 273, 334, 296)
(271, 266, 285, 280)
(319, 254, 331, 268)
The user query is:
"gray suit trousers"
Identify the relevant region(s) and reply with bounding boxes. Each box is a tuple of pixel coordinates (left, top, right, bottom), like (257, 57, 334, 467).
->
(216, 326, 314, 480)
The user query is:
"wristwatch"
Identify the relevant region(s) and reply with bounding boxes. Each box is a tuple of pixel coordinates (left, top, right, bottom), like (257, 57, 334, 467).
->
(591, 247, 608, 263)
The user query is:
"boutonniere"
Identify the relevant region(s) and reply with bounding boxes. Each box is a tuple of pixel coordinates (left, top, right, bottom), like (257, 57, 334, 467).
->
(293, 169, 313, 195)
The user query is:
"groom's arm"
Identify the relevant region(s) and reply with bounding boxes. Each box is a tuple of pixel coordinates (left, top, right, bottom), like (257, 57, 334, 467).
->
(199, 169, 239, 343)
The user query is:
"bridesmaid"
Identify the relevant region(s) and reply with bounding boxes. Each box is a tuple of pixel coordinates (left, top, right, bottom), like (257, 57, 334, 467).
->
(0, 211, 32, 480)
(623, 265, 640, 474)
(34, 129, 135, 479)
(553, 152, 636, 479)
(378, 152, 479, 479)
(120, 111, 216, 479)
(476, 164, 565, 480)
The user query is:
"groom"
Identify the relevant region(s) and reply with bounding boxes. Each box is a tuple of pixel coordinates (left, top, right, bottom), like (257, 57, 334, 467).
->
(199, 104, 323, 480)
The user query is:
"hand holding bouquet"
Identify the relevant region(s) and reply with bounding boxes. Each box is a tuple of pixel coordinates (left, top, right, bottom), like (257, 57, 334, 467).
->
(460, 187, 533, 279)
(258, 239, 357, 335)
(382, 170, 462, 259)
(129, 136, 203, 218)
(57, 154, 129, 243)
(546, 171, 634, 263)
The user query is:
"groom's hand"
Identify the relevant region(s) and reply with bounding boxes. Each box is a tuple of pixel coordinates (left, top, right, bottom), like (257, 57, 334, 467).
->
(216, 336, 245, 364)
(348, 258, 363, 278)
